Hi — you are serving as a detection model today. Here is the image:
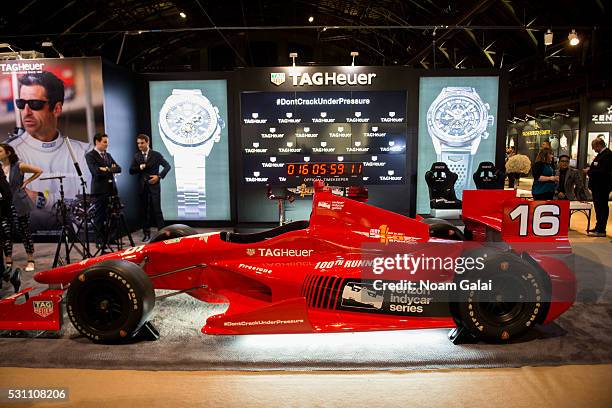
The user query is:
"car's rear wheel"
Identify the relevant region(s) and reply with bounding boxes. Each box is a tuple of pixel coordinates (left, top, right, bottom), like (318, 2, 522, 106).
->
(149, 224, 197, 243)
(451, 251, 550, 342)
(66, 260, 155, 343)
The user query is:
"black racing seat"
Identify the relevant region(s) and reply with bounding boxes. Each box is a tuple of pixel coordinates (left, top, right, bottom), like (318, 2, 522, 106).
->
(425, 162, 462, 209)
(473, 161, 505, 190)
(220, 220, 310, 244)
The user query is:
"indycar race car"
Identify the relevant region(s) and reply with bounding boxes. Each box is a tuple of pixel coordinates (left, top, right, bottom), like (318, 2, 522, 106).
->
(0, 181, 575, 344)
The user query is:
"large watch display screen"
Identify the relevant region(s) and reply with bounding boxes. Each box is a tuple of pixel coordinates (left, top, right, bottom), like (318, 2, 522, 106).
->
(417, 77, 499, 214)
(149, 80, 230, 221)
(240, 90, 407, 186)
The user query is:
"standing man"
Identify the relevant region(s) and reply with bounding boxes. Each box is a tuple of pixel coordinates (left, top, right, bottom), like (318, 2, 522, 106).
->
(584, 138, 612, 237)
(129, 134, 171, 242)
(85, 133, 121, 244)
(10, 71, 91, 230)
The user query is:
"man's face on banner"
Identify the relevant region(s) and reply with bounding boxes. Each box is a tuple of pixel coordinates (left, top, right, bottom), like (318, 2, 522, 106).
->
(19, 84, 62, 139)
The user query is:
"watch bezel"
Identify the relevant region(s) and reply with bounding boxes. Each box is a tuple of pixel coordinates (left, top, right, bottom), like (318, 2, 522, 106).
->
(427, 90, 490, 147)
(159, 93, 220, 148)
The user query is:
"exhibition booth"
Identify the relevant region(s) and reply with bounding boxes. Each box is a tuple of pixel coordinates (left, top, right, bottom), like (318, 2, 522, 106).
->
(0, 57, 609, 398)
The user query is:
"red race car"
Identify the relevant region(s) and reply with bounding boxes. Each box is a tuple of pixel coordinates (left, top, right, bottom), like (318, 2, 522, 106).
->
(0, 182, 576, 344)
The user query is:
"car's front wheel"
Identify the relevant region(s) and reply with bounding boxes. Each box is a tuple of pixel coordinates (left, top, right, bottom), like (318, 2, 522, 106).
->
(66, 260, 155, 343)
(451, 252, 550, 343)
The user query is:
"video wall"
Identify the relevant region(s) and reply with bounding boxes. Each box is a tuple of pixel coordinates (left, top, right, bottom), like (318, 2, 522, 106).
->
(416, 77, 499, 214)
(149, 80, 230, 221)
(240, 91, 407, 186)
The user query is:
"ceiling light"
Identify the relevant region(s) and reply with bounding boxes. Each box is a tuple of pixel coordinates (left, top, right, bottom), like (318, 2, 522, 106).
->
(179, 12, 187, 19)
(41, 41, 65, 58)
(350, 51, 358, 66)
(544, 29, 553, 46)
(289, 52, 298, 67)
(568, 29, 579, 46)
(0, 43, 23, 59)
(308, 16, 314, 23)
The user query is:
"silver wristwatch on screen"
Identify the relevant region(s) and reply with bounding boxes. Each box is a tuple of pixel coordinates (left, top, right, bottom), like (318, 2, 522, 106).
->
(426, 86, 494, 197)
(158, 89, 224, 218)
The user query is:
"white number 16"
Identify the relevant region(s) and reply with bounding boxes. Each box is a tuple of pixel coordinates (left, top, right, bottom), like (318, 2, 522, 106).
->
(509, 204, 560, 237)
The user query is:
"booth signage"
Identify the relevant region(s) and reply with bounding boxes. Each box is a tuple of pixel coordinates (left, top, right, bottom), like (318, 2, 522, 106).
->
(521, 129, 551, 136)
(270, 71, 378, 87)
(591, 104, 612, 125)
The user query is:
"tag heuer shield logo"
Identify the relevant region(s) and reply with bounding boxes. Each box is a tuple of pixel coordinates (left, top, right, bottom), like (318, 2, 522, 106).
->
(33, 300, 54, 318)
(246, 248, 256, 256)
(270, 73, 286, 86)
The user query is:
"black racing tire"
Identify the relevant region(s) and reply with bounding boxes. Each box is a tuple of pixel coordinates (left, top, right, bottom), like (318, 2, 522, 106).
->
(66, 260, 155, 343)
(451, 251, 550, 343)
(149, 224, 197, 243)
(422, 218, 465, 241)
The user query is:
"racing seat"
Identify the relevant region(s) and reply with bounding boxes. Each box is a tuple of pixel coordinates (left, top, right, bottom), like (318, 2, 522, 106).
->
(220, 220, 310, 244)
(425, 162, 462, 210)
(473, 161, 505, 190)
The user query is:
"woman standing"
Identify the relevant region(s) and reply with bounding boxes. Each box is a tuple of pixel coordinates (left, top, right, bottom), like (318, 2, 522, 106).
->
(0, 144, 42, 272)
(531, 147, 558, 200)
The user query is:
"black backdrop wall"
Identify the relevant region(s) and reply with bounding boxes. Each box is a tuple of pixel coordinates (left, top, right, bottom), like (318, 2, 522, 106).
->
(101, 64, 507, 228)
(101, 60, 141, 231)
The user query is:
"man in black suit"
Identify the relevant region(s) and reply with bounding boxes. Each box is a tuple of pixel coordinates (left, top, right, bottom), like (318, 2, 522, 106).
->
(584, 137, 612, 237)
(85, 133, 122, 243)
(129, 134, 171, 242)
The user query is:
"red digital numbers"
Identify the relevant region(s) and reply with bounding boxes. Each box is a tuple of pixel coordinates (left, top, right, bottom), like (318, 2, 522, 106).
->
(285, 162, 362, 177)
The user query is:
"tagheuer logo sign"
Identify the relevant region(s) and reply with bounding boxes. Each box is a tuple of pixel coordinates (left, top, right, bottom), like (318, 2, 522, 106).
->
(271, 71, 377, 87)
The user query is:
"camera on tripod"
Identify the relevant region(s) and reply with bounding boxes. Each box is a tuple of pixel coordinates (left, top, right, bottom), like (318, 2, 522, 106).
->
(107, 194, 124, 215)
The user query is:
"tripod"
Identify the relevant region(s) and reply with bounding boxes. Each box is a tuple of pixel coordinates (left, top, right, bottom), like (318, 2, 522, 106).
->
(47, 176, 89, 267)
(93, 194, 134, 256)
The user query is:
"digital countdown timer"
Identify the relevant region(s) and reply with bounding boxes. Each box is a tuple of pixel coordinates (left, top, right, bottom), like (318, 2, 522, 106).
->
(286, 162, 363, 177)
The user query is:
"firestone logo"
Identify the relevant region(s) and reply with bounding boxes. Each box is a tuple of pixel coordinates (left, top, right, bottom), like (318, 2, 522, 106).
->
(270, 73, 286, 86)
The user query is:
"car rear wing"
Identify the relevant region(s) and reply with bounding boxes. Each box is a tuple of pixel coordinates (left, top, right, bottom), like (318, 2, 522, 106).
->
(462, 190, 570, 250)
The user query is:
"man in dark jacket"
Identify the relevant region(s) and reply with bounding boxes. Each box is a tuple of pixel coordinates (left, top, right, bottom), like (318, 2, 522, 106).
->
(584, 138, 612, 236)
(556, 155, 588, 201)
(85, 133, 122, 244)
(129, 134, 171, 242)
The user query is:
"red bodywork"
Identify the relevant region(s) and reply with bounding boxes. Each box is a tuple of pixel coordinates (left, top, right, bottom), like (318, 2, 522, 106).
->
(0, 186, 576, 335)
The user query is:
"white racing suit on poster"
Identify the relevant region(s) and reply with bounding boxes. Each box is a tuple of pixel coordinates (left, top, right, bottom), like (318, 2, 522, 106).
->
(9, 131, 92, 231)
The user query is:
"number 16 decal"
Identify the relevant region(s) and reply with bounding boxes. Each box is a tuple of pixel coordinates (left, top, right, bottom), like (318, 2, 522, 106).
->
(508, 203, 561, 237)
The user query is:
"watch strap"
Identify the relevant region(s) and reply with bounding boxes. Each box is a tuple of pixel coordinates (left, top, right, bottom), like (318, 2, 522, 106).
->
(439, 149, 473, 198)
(174, 154, 206, 218)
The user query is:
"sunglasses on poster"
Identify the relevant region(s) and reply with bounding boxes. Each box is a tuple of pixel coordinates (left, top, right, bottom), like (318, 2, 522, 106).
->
(15, 99, 49, 111)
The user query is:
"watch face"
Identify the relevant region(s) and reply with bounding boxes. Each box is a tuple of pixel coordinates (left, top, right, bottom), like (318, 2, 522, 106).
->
(431, 96, 483, 143)
(160, 97, 218, 147)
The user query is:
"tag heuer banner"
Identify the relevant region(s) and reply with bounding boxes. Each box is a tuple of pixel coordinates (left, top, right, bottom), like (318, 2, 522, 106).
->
(0, 57, 105, 232)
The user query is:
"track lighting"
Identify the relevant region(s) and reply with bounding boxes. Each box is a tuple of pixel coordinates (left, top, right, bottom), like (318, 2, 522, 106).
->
(544, 29, 553, 46)
(568, 29, 579, 46)
(42, 41, 64, 58)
